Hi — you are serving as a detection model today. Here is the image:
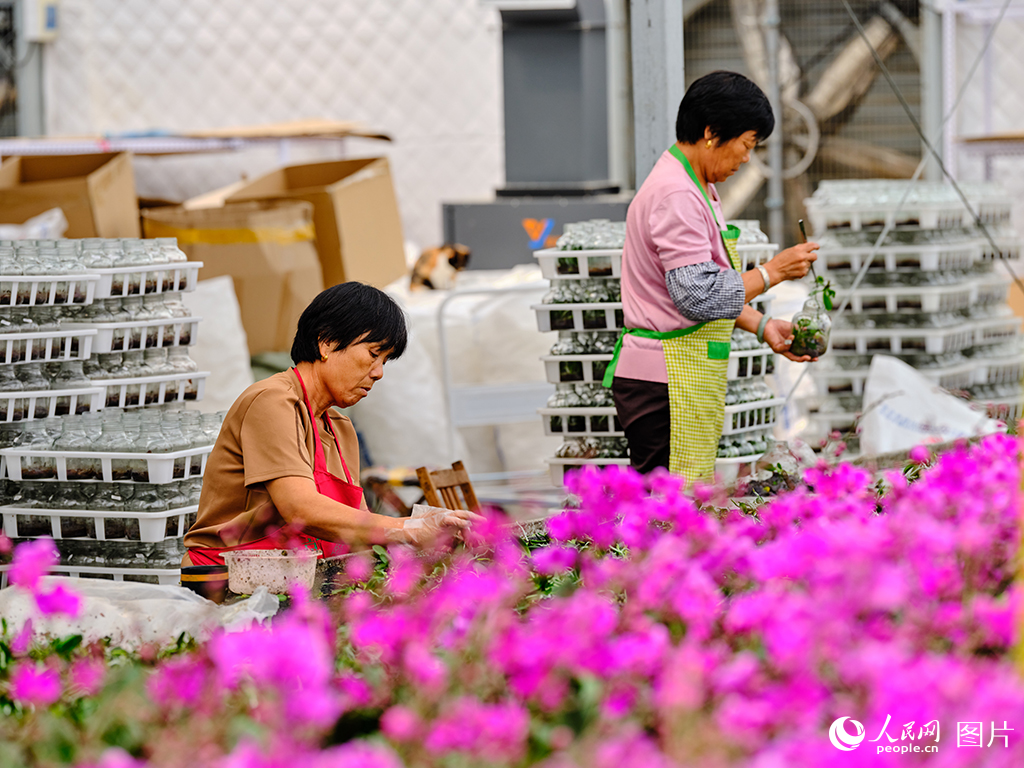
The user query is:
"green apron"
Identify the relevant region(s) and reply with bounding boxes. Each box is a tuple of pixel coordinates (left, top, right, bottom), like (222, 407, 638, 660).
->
(604, 145, 741, 484)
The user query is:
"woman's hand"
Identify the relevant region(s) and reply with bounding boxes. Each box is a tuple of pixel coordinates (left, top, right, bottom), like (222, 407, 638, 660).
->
(763, 318, 817, 362)
(765, 242, 818, 283)
(386, 504, 485, 547)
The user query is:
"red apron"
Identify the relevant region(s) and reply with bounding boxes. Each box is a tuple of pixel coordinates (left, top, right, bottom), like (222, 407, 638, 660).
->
(187, 368, 363, 566)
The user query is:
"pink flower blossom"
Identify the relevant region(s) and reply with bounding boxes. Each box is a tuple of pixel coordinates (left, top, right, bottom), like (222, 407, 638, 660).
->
(147, 655, 208, 709)
(909, 444, 931, 463)
(9, 661, 61, 707)
(380, 704, 421, 741)
(34, 581, 83, 618)
(69, 657, 106, 697)
(8, 538, 58, 591)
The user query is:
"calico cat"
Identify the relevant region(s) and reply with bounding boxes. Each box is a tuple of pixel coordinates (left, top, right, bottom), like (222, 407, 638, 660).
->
(410, 243, 471, 290)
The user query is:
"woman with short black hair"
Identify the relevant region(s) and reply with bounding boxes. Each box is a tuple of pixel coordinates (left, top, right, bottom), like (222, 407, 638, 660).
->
(603, 71, 820, 482)
(182, 282, 477, 572)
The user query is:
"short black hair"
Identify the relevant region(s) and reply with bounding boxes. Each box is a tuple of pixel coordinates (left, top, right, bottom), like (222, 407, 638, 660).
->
(291, 282, 408, 364)
(676, 71, 774, 145)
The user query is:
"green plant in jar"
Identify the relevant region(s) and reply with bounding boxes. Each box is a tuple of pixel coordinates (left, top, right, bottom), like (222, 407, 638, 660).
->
(790, 276, 835, 358)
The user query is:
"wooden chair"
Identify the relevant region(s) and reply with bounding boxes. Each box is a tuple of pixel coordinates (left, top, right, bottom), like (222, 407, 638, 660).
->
(415, 460, 481, 512)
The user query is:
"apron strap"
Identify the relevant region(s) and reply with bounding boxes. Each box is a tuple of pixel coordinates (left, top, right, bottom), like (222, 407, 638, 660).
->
(668, 144, 741, 271)
(292, 368, 354, 484)
(601, 322, 708, 387)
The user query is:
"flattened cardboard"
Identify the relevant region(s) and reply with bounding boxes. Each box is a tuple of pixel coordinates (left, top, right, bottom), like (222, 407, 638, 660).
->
(0, 152, 140, 237)
(142, 201, 324, 356)
(227, 157, 406, 289)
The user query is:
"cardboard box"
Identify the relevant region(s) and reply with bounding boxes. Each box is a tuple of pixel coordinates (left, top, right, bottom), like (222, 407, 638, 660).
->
(227, 157, 406, 288)
(142, 201, 324, 356)
(0, 152, 140, 238)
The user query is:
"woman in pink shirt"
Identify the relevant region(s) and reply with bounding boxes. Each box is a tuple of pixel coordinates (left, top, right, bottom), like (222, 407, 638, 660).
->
(602, 71, 818, 481)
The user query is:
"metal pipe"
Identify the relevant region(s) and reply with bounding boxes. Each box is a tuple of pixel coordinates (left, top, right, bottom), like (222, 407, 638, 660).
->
(763, 0, 785, 247)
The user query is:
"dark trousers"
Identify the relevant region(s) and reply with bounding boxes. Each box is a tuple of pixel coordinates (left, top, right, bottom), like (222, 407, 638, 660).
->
(611, 377, 670, 474)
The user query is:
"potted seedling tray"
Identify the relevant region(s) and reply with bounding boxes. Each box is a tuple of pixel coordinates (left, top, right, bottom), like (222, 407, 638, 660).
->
(818, 240, 979, 273)
(841, 282, 975, 313)
(805, 200, 966, 232)
(721, 397, 785, 436)
(0, 445, 213, 484)
(735, 243, 777, 272)
(534, 303, 624, 333)
(92, 262, 202, 298)
(94, 371, 209, 408)
(539, 407, 623, 437)
(541, 355, 613, 385)
(534, 248, 622, 280)
(62, 317, 200, 353)
(0, 563, 180, 588)
(727, 346, 775, 380)
(1, 504, 198, 543)
(812, 361, 974, 398)
(0, 387, 104, 422)
(546, 456, 630, 486)
(0, 274, 100, 307)
(829, 324, 975, 355)
(0, 328, 97, 364)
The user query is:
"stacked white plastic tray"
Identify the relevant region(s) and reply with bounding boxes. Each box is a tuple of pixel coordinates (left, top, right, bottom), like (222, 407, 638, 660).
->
(535, 221, 782, 486)
(0, 238, 209, 587)
(803, 181, 1024, 449)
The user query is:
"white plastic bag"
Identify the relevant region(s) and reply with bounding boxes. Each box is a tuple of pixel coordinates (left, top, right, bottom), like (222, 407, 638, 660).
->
(0, 208, 69, 240)
(0, 579, 279, 650)
(859, 355, 1002, 456)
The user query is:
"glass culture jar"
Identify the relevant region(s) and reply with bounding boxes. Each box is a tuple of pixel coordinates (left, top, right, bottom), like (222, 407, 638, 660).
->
(95, 418, 135, 481)
(789, 296, 833, 358)
(56, 415, 101, 481)
(13, 419, 57, 479)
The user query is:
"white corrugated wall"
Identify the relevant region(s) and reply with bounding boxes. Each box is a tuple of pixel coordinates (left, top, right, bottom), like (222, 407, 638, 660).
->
(42, 0, 505, 251)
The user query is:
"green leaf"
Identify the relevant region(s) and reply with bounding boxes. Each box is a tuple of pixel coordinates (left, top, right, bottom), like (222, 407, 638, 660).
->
(52, 635, 83, 659)
(371, 544, 390, 564)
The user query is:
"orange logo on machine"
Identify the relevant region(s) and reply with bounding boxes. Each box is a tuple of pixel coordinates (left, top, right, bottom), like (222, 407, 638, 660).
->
(522, 218, 558, 250)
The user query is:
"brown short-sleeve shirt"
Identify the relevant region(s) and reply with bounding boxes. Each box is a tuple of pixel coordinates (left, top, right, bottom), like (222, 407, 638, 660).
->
(184, 369, 361, 550)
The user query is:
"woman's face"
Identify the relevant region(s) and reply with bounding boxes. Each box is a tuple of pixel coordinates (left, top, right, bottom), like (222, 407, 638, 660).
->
(321, 336, 390, 408)
(706, 130, 759, 183)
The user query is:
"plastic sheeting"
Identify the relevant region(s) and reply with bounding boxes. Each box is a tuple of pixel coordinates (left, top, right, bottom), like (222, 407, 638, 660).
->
(0, 578, 279, 650)
(181, 276, 256, 413)
(347, 266, 563, 476)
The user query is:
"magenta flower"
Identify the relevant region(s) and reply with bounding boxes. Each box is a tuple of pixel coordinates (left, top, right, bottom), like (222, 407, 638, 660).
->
(9, 661, 62, 707)
(34, 581, 83, 618)
(380, 704, 422, 741)
(147, 655, 208, 709)
(8, 538, 58, 591)
(909, 444, 931, 463)
(69, 657, 106, 697)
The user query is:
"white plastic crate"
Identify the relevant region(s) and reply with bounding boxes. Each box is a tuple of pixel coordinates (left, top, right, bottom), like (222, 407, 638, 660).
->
(721, 397, 785, 436)
(0, 387, 104, 422)
(727, 347, 775, 380)
(1, 445, 213, 484)
(830, 324, 975, 355)
(979, 236, 1021, 262)
(805, 201, 966, 233)
(539, 407, 623, 437)
(0, 328, 97, 364)
(715, 453, 764, 485)
(812, 362, 974, 397)
(546, 457, 630, 485)
(971, 392, 1024, 422)
(806, 408, 860, 441)
(541, 355, 612, 385)
(534, 249, 621, 280)
(92, 262, 202, 298)
(736, 243, 778, 272)
(0, 275, 99, 307)
(0, 563, 181, 588)
(842, 282, 974, 313)
(534, 303, 623, 333)
(974, 273, 1011, 306)
(62, 317, 200, 354)
(818, 241, 979, 273)
(972, 356, 1024, 386)
(973, 316, 1021, 347)
(95, 372, 209, 408)
(1, 505, 197, 543)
